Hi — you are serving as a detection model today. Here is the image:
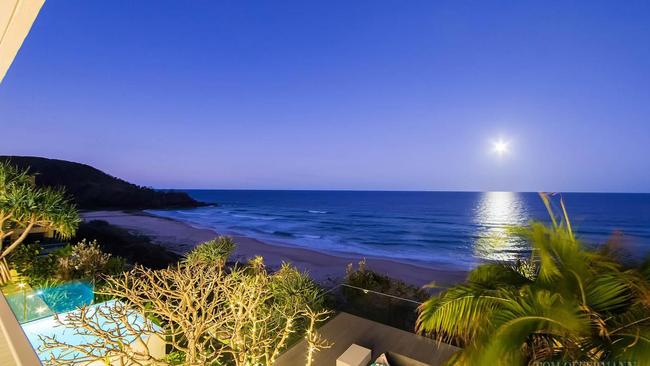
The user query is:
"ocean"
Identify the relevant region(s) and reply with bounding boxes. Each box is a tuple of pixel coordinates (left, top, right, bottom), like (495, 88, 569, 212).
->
(148, 191, 650, 271)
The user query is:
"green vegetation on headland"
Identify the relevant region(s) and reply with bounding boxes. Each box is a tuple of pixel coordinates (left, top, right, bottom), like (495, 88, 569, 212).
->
(0, 156, 205, 209)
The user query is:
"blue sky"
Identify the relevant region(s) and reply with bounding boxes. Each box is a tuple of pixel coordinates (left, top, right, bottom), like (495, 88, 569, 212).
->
(1, 0, 649, 192)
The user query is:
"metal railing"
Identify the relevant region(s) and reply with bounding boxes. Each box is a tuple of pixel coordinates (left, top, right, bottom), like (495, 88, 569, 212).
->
(324, 283, 425, 333)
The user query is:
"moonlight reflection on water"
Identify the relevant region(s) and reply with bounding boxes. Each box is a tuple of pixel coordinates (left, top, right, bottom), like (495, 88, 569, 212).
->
(474, 191, 530, 262)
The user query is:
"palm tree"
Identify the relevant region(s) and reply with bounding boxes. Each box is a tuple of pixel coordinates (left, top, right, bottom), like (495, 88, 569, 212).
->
(0, 161, 79, 285)
(417, 193, 650, 365)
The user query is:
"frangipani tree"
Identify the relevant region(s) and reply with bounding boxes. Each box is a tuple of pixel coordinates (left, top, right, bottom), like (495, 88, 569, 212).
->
(416, 193, 650, 365)
(42, 241, 331, 366)
(0, 161, 79, 284)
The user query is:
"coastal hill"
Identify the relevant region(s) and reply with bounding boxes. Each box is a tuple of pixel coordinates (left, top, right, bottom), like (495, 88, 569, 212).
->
(0, 156, 204, 210)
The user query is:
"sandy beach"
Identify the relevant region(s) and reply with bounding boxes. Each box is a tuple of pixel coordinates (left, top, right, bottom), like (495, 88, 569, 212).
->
(82, 211, 467, 287)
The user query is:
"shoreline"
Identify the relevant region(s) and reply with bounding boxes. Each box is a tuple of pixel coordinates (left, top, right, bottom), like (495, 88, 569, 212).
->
(143, 209, 466, 273)
(82, 210, 468, 287)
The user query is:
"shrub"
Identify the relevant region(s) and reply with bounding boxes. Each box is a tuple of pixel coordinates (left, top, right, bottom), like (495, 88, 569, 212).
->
(8, 241, 58, 284)
(165, 351, 185, 365)
(341, 259, 429, 331)
(105, 256, 127, 276)
(8, 237, 128, 288)
(73, 220, 179, 269)
(49, 240, 126, 284)
(56, 239, 111, 281)
(345, 259, 429, 301)
(184, 236, 236, 266)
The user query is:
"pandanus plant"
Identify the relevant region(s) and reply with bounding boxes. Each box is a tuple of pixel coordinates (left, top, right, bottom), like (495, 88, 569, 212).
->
(0, 161, 79, 285)
(416, 193, 650, 365)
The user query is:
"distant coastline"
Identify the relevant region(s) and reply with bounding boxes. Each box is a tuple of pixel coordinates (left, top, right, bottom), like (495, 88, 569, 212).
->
(82, 210, 468, 287)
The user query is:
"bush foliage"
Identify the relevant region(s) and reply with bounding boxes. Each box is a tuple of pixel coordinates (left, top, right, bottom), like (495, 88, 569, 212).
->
(73, 220, 180, 269)
(340, 259, 429, 331)
(8, 239, 126, 287)
(184, 236, 236, 266)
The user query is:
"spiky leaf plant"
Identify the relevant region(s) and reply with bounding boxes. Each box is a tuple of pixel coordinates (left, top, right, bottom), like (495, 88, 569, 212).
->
(0, 161, 79, 284)
(184, 236, 236, 266)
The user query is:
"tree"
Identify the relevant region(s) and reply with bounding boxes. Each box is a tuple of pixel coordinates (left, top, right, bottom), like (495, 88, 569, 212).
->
(0, 162, 79, 284)
(416, 193, 650, 365)
(41, 243, 331, 366)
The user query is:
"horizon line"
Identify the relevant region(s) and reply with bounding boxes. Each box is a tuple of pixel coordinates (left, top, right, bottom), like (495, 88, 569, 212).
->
(155, 188, 650, 195)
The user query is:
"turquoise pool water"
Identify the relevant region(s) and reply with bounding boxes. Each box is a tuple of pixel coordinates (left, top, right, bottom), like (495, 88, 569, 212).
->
(5, 281, 94, 323)
(21, 300, 152, 362)
(39, 281, 94, 313)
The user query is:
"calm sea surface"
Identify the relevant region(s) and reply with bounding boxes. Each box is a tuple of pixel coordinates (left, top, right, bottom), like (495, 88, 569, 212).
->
(148, 191, 650, 270)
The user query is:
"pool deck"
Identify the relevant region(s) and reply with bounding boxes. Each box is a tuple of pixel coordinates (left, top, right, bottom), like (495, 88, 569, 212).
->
(275, 312, 458, 366)
(1, 270, 31, 296)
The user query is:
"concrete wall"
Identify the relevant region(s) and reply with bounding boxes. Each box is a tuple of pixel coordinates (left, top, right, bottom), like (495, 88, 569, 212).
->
(0, 292, 42, 366)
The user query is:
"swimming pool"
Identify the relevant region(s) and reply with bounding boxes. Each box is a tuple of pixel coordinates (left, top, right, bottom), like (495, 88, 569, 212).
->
(38, 281, 94, 313)
(21, 300, 164, 362)
(5, 281, 94, 323)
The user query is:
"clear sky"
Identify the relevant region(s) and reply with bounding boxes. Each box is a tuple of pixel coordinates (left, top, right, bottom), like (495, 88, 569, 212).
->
(1, 0, 649, 192)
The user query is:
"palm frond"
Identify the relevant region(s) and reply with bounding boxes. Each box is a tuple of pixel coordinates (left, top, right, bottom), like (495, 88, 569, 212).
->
(416, 291, 512, 344)
(585, 273, 634, 313)
(608, 328, 650, 363)
(476, 289, 590, 365)
(467, 263, 532, 289)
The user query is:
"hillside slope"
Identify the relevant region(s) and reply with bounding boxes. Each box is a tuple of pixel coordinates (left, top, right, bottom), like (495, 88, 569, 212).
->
(0, 156, 204, 209)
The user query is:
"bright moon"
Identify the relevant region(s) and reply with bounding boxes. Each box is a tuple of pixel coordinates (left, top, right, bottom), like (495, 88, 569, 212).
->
(493, 140, 509, 155)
